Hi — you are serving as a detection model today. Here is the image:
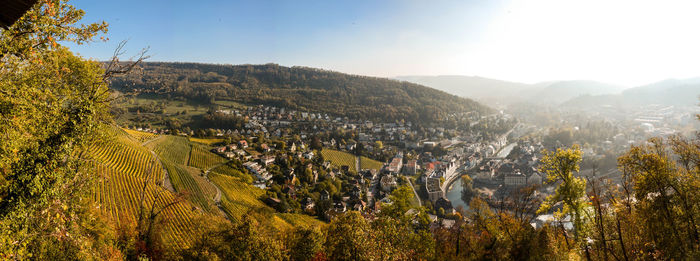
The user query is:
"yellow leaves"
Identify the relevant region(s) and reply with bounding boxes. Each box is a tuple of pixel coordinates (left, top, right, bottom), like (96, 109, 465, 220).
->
(45, 1, 56, 17)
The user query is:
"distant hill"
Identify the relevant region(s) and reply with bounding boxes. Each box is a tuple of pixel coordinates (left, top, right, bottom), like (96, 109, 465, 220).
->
(531, 80, 625, 104)
(622, 78, 700, 106)
(565, 78, 700, 109)
(394, 75, 529, 104)
(395, 76, 625, 106)
(109, 63, 493, 125)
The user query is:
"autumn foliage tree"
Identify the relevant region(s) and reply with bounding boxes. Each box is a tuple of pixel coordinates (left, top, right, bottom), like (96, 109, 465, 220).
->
(0, 0, 117, 259)
(537, 144, 588, 241)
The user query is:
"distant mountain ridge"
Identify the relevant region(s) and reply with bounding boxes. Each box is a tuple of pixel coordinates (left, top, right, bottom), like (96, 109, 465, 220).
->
(395, 75, 530, 104)
(395, 75, 626, 106)
(565, 78, 700, 109)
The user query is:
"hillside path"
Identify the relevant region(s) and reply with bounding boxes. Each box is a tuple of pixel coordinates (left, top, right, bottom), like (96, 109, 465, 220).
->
(142, 135, 165, 146)
(201, 161, 231, 220)
(150, 151, 175, 193)
(141, 135, 229, 219)
(407, 178, 422, 207)
(355, 155, 361, 172)
(203, 161, 228, 203)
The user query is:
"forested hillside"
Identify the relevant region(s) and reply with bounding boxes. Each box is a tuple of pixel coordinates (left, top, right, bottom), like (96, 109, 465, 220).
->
(109, 62, 492, 124)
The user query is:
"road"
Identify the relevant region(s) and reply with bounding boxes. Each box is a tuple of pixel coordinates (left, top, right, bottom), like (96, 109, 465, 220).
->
(367, 172, 380, 207)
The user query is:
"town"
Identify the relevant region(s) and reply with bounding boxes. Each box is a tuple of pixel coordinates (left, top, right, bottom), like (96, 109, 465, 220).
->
(126, 103, 559, 227)
(124, 100, 698, 230)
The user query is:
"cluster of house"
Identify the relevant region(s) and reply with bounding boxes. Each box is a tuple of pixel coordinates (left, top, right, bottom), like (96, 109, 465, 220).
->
(243, 161, 272, 188)
(422, 157, 461, 204)
(316, 169, 382, 220)
(211, 138, 316, 189)
(473, 141, 545, 188)
(213, 140, 249, 159)
(322, 185, 371, 220)
(223, 105, 516, 159)
(126, 126, 168, 134)
(215, 104, 456, 159)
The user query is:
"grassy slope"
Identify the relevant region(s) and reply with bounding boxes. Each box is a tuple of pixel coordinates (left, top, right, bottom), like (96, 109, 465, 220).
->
(160, 159, 213, 212)
(360, 156, 383, 170)
(211, 164, 253, 184)
(145, 135, 191, 165)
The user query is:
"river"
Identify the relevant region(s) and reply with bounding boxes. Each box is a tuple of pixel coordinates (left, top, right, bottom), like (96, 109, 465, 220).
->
(445, 177, 469, 210)
(446, 142, 516, 210)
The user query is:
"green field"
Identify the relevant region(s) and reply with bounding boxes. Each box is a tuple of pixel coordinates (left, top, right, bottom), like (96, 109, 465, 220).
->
(189, 137, 225, 145)
(212, 99, 247, 109)
(321, 149, 357, 173)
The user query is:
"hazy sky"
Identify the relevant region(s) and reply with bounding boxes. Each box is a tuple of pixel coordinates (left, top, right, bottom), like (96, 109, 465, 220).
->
(67, 0, 700, 86)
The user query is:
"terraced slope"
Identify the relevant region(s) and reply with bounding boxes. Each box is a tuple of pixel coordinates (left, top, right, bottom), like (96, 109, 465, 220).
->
(160, 160, 214, 212)
(91, 129, 324, 245)
(88, 132, 164, 182)
(211, 164, 253, 184)
(87, 130, 199, 248)
(122, 128, 158, 143)
(189, 144, 227, 170)
(146, 135, 191, 165)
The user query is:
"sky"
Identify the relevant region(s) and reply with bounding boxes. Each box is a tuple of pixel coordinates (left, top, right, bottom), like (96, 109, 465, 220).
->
(67, 0, 700, 87)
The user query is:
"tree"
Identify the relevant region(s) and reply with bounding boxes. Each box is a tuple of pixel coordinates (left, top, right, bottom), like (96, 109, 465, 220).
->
(374, 140, 383, 150)
(310, 136, 323, 151)
(461, 175, 476, 204)
(537, 144, 588, 241)
(616, 137, 700, 258)
(131, 166, 185, 259)
(182, 214, 285, 261)
(324, 211, 377, 261)
(381, 185, 414, 218)
(0, 0, 125, 258)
